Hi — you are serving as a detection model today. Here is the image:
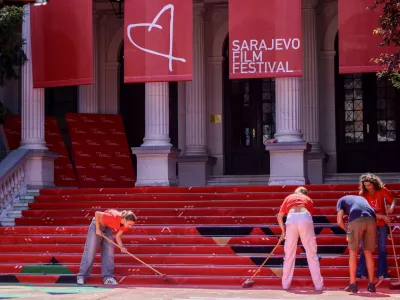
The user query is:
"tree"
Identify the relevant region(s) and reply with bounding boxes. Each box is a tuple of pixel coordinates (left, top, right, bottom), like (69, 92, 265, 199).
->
(370, 0, 400, 88)
(0, 5, 27, 88)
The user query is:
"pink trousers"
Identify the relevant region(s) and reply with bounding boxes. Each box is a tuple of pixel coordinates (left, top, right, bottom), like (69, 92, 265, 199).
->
(282, 212, 324, 290)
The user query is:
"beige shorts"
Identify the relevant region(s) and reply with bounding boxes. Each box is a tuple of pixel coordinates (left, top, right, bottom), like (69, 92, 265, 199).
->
(347, 217, 376, 252)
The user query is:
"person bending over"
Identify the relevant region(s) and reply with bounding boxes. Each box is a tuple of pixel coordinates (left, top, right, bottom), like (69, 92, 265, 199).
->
(337, 195, 377, 293)
(277, 187, 324, 291)
(356, 173, 395, 280)
(77, 209, 136, 285)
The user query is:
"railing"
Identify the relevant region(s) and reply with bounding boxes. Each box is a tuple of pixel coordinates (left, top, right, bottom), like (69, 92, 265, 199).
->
(0, 148, 30, 212)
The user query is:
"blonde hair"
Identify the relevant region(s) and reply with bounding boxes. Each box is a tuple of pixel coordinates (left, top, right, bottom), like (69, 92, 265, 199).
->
(294, 186, 308, 195)
(359, 173, 384, 194)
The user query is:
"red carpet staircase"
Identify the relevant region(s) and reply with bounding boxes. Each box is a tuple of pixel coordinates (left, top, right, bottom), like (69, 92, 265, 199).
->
(0, 184, 400, 289)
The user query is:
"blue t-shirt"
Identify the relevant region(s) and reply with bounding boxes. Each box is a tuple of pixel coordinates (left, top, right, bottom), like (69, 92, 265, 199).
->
(336, 195, 376, 223)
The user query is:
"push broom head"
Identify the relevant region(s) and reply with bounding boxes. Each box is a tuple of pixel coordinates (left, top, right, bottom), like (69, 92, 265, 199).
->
(390, 281, 400, 290)
(242, 279, 254, 288)
(161, 274, 168, 283)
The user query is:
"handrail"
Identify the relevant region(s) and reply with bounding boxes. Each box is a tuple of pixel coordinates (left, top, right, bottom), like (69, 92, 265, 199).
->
(0, 148, 30, 211)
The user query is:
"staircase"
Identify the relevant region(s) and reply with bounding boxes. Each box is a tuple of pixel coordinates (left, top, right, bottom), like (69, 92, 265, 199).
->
(0, 184, 399, 289)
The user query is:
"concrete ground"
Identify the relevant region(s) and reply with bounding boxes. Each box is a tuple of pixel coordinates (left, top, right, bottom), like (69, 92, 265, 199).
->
(1, 285, 400, 300)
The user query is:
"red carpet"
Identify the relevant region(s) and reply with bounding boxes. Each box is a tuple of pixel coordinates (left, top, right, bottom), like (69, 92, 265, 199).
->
(0, 184, 399, 289)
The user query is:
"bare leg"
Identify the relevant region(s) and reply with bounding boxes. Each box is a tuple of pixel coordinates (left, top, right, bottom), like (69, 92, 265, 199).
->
(349, 250, 358, 284)
(364, 250, 375, 282)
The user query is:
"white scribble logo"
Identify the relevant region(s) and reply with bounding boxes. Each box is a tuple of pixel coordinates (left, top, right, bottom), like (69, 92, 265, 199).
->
(126, 4, 186, 72)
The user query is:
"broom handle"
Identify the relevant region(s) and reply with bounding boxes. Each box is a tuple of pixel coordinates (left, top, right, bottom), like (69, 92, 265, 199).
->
(249, 238, 282, 281)
(101, 234, 164, 276)
(383, 198, 400, 281)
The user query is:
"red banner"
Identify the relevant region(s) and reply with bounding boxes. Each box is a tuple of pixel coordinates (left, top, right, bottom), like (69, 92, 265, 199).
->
(229, 0, 302, 79)
(66, 114, 136, 188)
(338, 0, 396, 74)
(30, 0, 93, 88)
(124, 0, 192, 83)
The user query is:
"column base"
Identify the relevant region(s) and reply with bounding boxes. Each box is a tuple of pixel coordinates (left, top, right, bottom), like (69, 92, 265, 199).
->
(308, 151, 329, 184)
(178, 155, 217, 186)
(265, 142, 311, 186)
(132, 146, 180, 186)
(24, 149, 57, 188)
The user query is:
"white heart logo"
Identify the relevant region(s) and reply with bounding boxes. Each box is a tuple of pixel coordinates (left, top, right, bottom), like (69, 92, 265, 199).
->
(126, 4, 186, 72)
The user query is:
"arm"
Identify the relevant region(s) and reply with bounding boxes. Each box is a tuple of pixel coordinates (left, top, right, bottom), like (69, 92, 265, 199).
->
(115, 230, 128, 253)
(376, 213, 391, 224)
(277, 211, 286, 241)
(94, 211, 105, 236)
(337, 209, 347, 231)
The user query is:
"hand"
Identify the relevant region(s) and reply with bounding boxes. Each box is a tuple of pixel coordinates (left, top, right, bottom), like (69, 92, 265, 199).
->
(280, 231, 286, 242)
(120, 247, 128, 254)
(96, 229, 102, 237)
(378, 214, 391, 224)
(387, 206, 394, 214)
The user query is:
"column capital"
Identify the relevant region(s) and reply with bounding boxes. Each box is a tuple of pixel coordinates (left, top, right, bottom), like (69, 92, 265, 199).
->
(319, 50, 336, 60)
(302, 0, 319, 9)
(105, 62, 119, 71)
(193, 3, 205, 16)
(207, 56, 223, 65)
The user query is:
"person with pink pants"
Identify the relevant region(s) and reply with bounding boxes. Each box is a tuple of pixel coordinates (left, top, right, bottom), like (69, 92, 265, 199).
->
(277, 187, 324, 291)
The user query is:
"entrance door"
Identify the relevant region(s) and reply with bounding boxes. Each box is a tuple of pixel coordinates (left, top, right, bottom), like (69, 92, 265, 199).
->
(223, 38, 275, 175)
(118, 45, 179, 176)
(335, 38, 400, 172)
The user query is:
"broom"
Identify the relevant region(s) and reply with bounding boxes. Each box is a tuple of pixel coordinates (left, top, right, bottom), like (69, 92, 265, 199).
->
(242, 238, 282, 288)
(383, 199, 400, 290)
(102, 234, 168, 283)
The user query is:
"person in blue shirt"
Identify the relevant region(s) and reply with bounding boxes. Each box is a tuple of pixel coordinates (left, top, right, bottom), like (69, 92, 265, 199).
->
(336, 195, 377, 293)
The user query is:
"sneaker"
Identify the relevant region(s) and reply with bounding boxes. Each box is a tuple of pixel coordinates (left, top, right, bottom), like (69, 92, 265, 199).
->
(315, 286, 326, 291)
(103, 277, 118, 285)
(378, 275, 391, 280)
(77, 277, 84, 285)
(367, 282, 376, 293)
(344, 282, 358, 293)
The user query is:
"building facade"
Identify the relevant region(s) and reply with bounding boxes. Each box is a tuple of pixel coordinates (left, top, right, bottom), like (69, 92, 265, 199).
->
(1, 0, 400, 187)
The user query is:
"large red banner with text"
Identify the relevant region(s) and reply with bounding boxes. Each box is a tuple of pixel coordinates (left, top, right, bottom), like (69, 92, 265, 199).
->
(66, 114, 135, 188)
(229, 0, 302, 79)
(30, 0, 93, 88)
(124, 0, 192, 83)
(3, 116, 79, 187)
(338, 0, 396, 74)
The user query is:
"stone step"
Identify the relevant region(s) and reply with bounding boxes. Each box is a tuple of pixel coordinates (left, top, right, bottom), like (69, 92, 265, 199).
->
(0, 218, 15, 226)
(6, 211, 21, 218)
(13, 203, 28, 211)
(19, 195, 35, 203)
(26, 189, 40, 196)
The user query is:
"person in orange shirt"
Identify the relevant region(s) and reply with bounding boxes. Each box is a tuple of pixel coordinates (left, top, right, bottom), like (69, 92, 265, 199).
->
(356, 173, 397, 280)
(77, 209, 136, 285)
(277, 187, 324, 291)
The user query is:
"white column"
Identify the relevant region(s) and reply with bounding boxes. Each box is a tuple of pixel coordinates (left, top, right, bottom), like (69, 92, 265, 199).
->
(184, 5, 207, 156)
(274, 78, 303, 142)
(141, 82, 171, 147)
(301, 0, 320, 152)
(78, 13, 98, 113)
(20, 5, 47, 150)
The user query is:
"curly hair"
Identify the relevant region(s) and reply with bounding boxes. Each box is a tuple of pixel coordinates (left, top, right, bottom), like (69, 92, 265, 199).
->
(359, 173, 384, 194)
(121, 211, 137, 222)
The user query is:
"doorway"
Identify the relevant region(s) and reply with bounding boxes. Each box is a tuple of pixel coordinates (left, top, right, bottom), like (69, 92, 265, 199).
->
(335, 35, 400, 172)
(223, 36, 275, 175)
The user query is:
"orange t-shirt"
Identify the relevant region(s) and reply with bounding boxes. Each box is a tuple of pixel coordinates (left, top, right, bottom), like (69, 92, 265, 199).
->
(102, 209, 128, 232)
(360, 187, 394, 226)
(279, 194, 314, 215)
